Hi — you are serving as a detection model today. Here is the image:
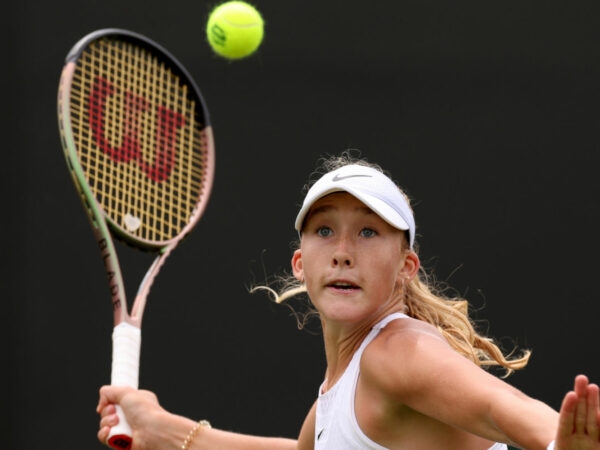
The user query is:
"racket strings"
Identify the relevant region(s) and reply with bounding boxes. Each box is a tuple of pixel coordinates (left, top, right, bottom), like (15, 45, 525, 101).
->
(69, 37, 210, 245)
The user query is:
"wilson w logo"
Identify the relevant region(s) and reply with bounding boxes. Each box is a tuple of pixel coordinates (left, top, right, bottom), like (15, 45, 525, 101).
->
(88, 76, 186, 182)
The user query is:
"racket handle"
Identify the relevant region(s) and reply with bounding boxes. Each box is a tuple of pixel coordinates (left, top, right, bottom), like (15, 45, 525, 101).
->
(107, 322, 141, 450)
(108, 406, 133, 450)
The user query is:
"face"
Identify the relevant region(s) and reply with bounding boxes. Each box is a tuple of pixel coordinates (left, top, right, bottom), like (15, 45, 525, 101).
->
(292, 192, 419, 324)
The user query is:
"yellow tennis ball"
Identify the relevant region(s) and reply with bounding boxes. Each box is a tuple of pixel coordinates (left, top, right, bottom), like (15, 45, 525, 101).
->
(206, 1, 264, 60)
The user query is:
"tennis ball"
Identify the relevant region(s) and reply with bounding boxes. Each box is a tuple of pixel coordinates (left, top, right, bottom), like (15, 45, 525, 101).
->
(206, 1, 264, 59)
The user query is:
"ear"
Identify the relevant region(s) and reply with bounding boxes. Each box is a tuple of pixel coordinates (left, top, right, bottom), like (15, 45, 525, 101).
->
(398, 250, 420, 283)
(291, 249, 304, 282)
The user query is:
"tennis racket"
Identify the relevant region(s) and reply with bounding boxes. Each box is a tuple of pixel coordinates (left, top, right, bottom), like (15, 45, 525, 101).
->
(57, 29, 215, 450)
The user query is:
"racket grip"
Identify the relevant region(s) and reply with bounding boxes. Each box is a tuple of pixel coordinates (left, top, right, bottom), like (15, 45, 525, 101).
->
(107, 322, 141, 450)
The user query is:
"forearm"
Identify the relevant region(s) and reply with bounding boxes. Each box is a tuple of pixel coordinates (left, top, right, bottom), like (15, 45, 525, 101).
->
(490, 392, 559, 450)
(190, 426, 298, 450)
(157, 412, 297, 450)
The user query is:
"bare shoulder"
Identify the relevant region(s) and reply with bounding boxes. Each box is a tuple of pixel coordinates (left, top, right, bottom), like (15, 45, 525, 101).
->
(371, 315, 449, 349)
(297, 400, 317, 450)
(359, 316, 462, 395)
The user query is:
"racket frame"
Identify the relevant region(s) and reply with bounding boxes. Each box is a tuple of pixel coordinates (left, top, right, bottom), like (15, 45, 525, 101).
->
(58, 28, 215, 327)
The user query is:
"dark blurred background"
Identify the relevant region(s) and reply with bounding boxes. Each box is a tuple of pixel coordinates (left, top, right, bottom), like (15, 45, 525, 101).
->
(5, 1, 600, 448)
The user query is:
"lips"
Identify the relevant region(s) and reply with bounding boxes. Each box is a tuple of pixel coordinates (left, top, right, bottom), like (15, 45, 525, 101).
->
(327, 280, 360, 291)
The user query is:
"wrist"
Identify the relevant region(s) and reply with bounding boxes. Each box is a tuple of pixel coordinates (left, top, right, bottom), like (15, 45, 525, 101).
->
(181, 419, 211, 450)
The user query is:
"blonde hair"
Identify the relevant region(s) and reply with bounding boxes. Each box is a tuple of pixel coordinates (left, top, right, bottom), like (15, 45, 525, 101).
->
(253, 150, 530, 377)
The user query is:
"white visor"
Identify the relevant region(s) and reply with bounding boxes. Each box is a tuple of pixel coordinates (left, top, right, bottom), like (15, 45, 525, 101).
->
(295, 164, 415, 248)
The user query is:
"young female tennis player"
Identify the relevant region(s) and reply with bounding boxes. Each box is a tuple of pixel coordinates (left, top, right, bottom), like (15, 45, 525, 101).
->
(97, 152, 600, 450)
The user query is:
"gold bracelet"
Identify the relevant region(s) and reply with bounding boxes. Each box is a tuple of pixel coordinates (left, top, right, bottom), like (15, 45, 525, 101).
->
(181, 419, 211, 450)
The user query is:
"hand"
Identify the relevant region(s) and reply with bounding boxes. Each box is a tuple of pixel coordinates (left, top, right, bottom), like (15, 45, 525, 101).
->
(556, 375, 600, 450)
(96, 386, 168, 449)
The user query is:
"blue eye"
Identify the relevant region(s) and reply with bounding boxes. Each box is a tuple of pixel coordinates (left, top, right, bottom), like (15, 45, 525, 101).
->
(317, 226, 333, 237)
(360, 228, 377, 238)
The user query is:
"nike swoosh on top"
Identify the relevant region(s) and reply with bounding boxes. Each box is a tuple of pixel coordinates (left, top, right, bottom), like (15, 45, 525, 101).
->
(332, 173, 372, 182)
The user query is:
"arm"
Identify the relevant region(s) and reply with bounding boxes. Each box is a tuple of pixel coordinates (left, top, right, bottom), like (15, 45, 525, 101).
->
(365, 323, 559, 449)
(367, 323, 600, 450)
(97, 386, 298, 450)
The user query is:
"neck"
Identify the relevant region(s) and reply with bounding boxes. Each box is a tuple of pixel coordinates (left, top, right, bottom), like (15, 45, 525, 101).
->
(319, 306, 406, 392)
(320, 320, 369, 392)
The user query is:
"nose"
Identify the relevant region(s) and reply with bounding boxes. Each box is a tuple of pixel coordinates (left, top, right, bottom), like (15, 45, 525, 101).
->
(332, 237, 354, 267)
(333, 255, 353, 267)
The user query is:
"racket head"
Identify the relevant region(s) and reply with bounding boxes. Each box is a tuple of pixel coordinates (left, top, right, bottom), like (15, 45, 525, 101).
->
(58, 28, 215, 250)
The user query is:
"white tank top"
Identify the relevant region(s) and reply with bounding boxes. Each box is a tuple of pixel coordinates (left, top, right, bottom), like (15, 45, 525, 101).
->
(314, 312, 508, 450)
